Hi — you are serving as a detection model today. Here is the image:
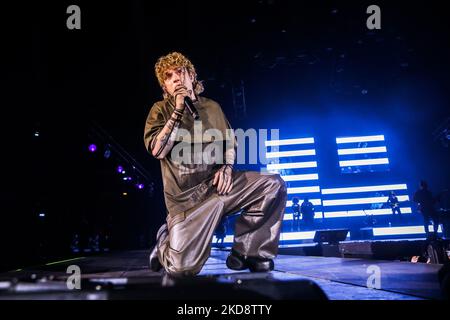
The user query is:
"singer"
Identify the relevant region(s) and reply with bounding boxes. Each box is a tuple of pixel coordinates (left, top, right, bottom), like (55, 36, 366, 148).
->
(144, 52, 287, 277)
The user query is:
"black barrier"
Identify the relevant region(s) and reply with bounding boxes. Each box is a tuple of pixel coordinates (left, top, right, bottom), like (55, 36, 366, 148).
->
(313, 229, 349, 245)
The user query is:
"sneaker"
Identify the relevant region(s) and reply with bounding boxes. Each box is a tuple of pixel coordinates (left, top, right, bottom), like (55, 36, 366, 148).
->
(149, 245, 163, 272)
(226, 249, 248, 270)
(246, 257, 274, 272)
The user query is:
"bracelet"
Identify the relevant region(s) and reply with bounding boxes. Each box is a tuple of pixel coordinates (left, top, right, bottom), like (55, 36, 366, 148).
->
(172, 109, 183, 120)
(174, 108, 184, 117)
(171, 115, 182, 123)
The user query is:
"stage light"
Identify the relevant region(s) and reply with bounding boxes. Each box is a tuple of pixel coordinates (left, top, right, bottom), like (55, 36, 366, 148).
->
(136, 183, 144, 190)
(283, 208, 413, 220)
(122, 192, 128, 196)
(267, 161, 317, 170)
(88, 144, 97, 152)
(265, 137, 315, 147)
(322, 183, 407, 194)
(337, 146, 387, 155)
(339, 158, 389, 167)
(117, 166, 124, 173)
(323, 208, 412, 218)
(213, 230, 353, 243)
(38, 212, 46, 218)
(336, 135, 385, 144)
(373, 225, 443, 236)
(123, 177, 132, 181)
(213, 231, 319, 243)
(280, 231, 351, 241)
(287, 186, 321, 194)
(322, 195, 409, 206)
(279, 231, 317, 241)
(281, 174, 319, 181)
(34, 131, 40, 137)
(266, 149, 316, 158)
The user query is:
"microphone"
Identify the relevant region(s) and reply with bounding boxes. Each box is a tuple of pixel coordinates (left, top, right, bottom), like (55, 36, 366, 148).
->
(184, 96, 200, 120)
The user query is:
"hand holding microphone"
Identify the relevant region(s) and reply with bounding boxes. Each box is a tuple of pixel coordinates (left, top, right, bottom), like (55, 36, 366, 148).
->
(173, 85, 200, 120)
(183, 96, 200, 120)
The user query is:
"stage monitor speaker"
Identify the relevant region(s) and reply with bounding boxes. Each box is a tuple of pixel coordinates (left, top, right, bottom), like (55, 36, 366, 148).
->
(314, 229, 349, 245)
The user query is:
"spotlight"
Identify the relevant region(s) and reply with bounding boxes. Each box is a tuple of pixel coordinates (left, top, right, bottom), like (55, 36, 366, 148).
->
(34, 131, 40, 137)
(117, 165, 124, 173)
(88, 144, 97, 152)
(136, 183, 144, 190)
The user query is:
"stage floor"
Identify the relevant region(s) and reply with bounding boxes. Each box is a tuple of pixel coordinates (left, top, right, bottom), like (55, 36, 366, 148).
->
(0, 249, 444, 300)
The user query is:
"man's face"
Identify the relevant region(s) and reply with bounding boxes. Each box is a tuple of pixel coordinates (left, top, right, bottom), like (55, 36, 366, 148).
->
(163, 66, 194, 97)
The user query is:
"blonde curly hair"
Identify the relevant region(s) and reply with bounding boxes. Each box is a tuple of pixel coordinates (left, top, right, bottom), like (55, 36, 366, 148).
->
(154, 52, 204, 98)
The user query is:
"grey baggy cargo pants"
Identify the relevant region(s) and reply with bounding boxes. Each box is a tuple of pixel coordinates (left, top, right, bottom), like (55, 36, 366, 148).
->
(155, 171, 287, 276)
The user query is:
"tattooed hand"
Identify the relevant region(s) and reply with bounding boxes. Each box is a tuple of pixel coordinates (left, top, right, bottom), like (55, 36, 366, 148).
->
(213, 165, 233, 195)
(173, 84, 191, 111)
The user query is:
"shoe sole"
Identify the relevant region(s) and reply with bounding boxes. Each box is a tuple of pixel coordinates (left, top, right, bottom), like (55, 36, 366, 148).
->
(248, 261, 274, 273)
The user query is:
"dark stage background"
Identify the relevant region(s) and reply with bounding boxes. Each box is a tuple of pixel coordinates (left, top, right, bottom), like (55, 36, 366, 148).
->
(2, 0, 449, 271)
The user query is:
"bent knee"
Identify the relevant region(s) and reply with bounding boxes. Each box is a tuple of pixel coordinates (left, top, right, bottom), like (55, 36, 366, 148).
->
(267, 174, 287, 194)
